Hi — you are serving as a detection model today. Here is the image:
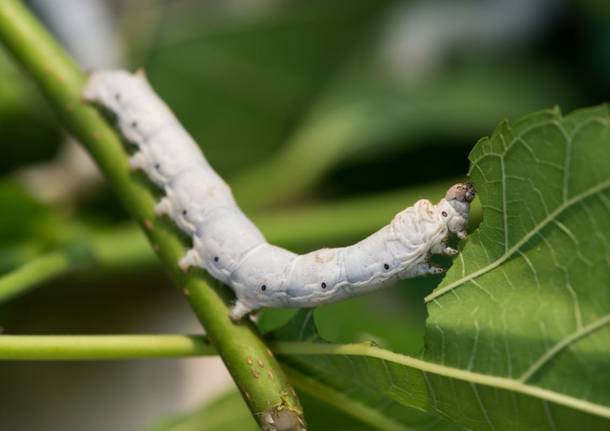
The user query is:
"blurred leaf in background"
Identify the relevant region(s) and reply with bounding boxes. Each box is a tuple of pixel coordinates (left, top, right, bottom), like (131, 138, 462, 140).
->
(0, 50, 59, 173)
(143, 0, 583, 210)
(145, 0, 391, 176)
(1, 0, 610, 430)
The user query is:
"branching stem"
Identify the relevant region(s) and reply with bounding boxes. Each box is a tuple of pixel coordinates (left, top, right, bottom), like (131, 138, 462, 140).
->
(0, 0, 303, 426)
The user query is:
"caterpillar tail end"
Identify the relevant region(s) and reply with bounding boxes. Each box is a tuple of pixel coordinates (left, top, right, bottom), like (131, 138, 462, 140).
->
(179, 249, 201, 272)
(81, 71, 104, 103)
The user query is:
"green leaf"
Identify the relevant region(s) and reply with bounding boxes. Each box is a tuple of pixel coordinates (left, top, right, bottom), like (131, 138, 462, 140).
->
(149, 390, 258, 431)
(423, 104, 610, 429)
(230, 57, 580, 209)
(0, 180, 74, 286)
(145, 0, 389, 176)
(271, 310, 463, 430)
(151, 381, 450, 431)
(145, 1, 579, 210)
(0, 181, 55, 248)
(0, 49, 59, 171)
(270, 106, 610, 431)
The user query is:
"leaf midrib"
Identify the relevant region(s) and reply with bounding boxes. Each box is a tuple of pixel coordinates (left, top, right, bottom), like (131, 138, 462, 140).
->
(425, 179, 610, 303)
(273, 341, 610, 419)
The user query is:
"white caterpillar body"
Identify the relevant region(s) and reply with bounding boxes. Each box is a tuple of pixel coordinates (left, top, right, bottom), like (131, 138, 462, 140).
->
(129, 128, 209, 187)
(83, 70, 475, 320)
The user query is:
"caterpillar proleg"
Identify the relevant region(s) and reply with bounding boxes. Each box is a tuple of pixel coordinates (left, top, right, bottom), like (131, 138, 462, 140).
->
(83, 70, 475, 320)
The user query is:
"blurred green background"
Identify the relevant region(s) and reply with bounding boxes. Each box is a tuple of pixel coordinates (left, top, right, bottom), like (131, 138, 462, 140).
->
(0, 0, 609, 429)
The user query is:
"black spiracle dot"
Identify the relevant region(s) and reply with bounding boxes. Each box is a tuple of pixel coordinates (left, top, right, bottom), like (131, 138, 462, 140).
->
(114, 93, 121, 100)
(321, 282, 327, 289)
(261, 285, 267, 291)
(155, 163, 160, 170)
(131, 121, 138, 128)
(182, 209, 187, 216)
(384, 263, 390, 270)
(442, 211, 448, 217)
(214, 256, 219, 262)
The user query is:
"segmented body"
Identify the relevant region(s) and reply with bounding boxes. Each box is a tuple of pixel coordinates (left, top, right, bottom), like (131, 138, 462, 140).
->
(83, 70, 473, 319)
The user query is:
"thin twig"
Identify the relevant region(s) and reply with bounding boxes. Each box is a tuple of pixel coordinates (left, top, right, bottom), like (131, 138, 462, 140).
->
(0, 334, 214, 360)
(0, 251, 71, 302)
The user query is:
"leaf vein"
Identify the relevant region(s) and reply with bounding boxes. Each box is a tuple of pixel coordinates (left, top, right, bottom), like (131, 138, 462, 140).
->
(425, 180, 610, 303)
(519, 314, 610, 382)
(273, 341, 610, 419)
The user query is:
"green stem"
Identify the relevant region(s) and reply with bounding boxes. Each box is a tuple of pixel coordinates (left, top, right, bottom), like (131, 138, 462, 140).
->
(0, 251, 70, 302)
(0, 334, 214, 360)
(5, 334, 609, 421)
(0, 0, 303, 426)
(0, 336, 409, 430)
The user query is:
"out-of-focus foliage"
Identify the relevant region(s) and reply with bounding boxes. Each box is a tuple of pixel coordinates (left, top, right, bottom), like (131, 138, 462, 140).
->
(1, 0, 610, 430)
(143, 0, 581, 208)
(0, 51, 59, 172)
(0, 181, 53, 247)
(150, 390, 258, 431)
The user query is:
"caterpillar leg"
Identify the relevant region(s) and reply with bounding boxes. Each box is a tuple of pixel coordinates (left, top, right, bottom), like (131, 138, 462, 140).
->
(443, 246, 458, 256)
(179, 248, 201, 272)
(430, 241, 458, 256)
(414, 262, 445, 276)
(457, 230, 468, 240)
(128, 152, 147, 170)
(155, 196, 172, 216)
(230, 300, 257, 321)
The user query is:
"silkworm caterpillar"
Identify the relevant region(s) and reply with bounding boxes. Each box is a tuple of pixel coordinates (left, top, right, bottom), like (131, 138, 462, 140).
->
(83, 70, 475, 320)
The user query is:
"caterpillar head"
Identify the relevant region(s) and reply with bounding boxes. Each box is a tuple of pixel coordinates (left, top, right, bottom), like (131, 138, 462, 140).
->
(437, 182, 475, 240)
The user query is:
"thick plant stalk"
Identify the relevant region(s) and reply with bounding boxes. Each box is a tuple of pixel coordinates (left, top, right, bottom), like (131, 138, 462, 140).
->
(0, 0, 304, 428)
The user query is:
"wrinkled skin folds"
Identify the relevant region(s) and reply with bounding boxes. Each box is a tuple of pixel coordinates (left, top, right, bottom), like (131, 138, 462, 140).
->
(83, 70, 475, 319)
